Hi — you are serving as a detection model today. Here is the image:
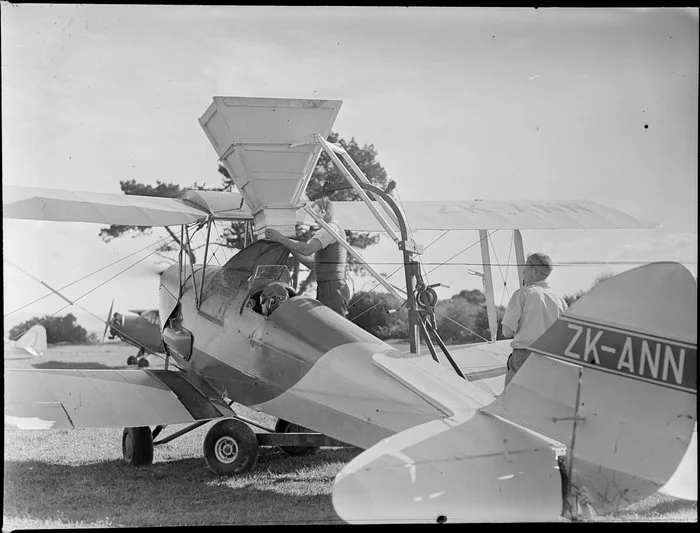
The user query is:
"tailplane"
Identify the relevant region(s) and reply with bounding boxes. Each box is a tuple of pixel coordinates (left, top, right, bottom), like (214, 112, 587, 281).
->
(5, 325, 47, 359)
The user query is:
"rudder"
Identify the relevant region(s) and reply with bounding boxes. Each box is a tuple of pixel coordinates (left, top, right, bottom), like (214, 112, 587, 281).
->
(486, 262, 697, 513)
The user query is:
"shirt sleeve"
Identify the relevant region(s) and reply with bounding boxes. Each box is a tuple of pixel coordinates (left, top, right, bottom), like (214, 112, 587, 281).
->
(312, 225, 338, 249)
(501, 290, 523, 333)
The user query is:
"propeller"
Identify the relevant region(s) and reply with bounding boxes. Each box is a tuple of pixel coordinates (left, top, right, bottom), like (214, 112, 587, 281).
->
(102, 298, 115, 343)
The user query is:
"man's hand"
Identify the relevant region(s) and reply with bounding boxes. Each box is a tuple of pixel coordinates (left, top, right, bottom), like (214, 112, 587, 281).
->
(265, 228, 283, 242)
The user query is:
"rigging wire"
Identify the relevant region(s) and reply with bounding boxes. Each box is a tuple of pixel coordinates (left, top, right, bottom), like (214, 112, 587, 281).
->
(347, 230, 450, 320)
(499, 232, 515, 307)
(5, 235, 177, 343)
(3, 234, 175, 318)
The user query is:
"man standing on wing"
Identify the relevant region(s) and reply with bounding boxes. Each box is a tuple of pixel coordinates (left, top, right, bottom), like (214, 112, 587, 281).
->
(264, 197, 351, 317)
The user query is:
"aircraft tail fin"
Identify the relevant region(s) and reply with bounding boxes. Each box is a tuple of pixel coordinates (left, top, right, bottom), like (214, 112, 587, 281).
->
(7, 324, 47, 358)
(485, 262, 697, 511)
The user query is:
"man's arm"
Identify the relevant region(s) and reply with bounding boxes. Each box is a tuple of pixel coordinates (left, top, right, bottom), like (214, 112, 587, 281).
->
(501, 324, 515, 338)
(290, 250, 315, 270)
(265, 228, 323, 256)
(500, 291, 521, 339)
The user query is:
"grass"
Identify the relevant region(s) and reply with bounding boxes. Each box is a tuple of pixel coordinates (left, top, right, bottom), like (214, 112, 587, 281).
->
(3, 342, 697, 528)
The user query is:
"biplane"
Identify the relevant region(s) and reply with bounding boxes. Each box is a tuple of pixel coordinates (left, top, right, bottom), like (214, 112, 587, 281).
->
(3, 97, 696, 521)
(102, 300, 164, 367)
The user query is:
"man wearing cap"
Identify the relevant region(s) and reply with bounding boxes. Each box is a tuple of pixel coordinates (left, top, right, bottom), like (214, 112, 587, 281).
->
(264, 197, 351, 317)
(501, 252, 568, 386)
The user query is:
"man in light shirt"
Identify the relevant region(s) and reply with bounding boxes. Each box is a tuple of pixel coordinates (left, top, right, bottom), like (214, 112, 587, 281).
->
(264, 197, 351, 316)
(501, 252, 568, 386)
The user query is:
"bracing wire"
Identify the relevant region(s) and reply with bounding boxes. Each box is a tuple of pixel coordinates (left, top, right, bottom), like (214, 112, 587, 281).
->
(5, 234, 178, 344)
(499, 232, 515, 307)
(3, 234, 174, 318)
(347, 230, 450, 319)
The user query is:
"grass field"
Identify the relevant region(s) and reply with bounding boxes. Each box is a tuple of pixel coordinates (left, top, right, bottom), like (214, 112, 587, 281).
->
(3, 342, 697, 528)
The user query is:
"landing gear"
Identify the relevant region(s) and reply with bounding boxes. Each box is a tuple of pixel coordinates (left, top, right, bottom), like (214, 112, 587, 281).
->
(127, 348, 149, 367)
(275, 419, 319, 456)
(203, 419, 259, 475)
(122, 426, 154, 466)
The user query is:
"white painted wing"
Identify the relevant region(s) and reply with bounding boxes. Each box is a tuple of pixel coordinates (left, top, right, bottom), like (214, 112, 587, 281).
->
(2, 185, 209, 226)
(332, 410, 562, 523)
(372, 351, 494, 417)
(447, 339, 510, 396)
(4, 369, 229, 430)
(318, 199, 657, 231)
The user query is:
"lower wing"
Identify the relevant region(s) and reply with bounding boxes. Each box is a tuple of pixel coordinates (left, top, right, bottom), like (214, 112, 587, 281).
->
(4, 368, 232, 430)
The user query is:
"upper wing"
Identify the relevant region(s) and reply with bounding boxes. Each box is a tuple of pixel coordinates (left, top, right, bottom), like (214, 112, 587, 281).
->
(2, 186, 252, 226)
(4, 368, 232, 430)
(315, 199, 657, 231)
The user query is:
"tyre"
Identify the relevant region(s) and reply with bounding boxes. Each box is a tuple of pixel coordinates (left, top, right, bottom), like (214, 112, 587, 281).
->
(122, 427, 153, 466)
(137, 357, 150, 368)
(126, 355, 138, 365)
(203, 419, 259, 475)
(275, 419, 318, 456)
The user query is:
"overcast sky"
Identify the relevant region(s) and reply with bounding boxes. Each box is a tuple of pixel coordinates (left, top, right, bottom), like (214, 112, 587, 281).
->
(2, 5, 698, 335)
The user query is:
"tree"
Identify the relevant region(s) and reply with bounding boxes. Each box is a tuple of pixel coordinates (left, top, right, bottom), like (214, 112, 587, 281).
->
(435, 289, 506, 344)
(100, 132, 392, 293)
(9, 314, 90, 344)
(347, 291, 407, 339)
(564, 271, 616, 307)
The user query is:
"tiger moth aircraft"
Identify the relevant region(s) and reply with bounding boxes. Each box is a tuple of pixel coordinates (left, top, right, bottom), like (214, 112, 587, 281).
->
(3, 97, 696, 522)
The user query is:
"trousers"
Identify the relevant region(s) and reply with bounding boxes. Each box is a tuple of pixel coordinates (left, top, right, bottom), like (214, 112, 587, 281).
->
(316, 279, 351, 317)
(504, 348, 531, 387)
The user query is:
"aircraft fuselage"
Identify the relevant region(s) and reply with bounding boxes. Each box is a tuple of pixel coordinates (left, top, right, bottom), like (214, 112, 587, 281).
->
(157, 253, 461, 450)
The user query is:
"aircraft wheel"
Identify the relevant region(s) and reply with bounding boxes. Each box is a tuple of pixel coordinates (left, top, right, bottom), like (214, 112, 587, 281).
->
(203, 419, 259, 475)
(126, 355, 138, 365)
(137, 357, 150, 368)
(275, 419, 318, 456)
(122, 427, 153, 466)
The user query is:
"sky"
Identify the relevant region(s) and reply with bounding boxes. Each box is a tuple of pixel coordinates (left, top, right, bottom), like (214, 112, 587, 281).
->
(2, 5, 698, 336)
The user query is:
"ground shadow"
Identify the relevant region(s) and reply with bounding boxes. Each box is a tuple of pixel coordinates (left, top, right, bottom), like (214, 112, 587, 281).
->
(31, 361, 122, 370)
(3, 448, 361, 528)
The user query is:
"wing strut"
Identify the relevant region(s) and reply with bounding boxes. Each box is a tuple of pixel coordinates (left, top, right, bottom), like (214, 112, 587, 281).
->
(320, 178, 465, 378)
(479, 230, 498, 342)
(514, 229, 525, 287)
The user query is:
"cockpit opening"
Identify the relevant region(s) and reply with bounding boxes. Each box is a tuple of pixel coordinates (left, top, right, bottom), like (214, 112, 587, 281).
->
(243, 264, 297, 317)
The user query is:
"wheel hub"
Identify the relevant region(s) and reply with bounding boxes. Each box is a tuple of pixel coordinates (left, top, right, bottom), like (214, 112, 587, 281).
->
(214, 436, 239, 464)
